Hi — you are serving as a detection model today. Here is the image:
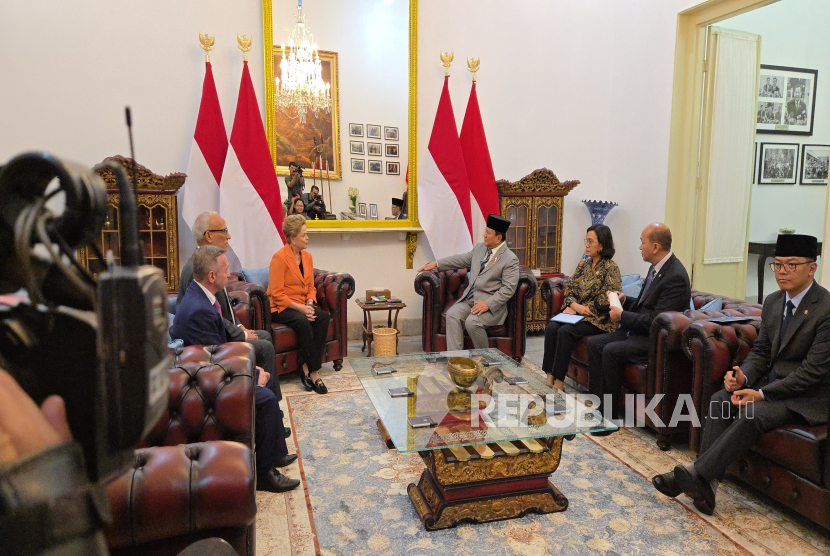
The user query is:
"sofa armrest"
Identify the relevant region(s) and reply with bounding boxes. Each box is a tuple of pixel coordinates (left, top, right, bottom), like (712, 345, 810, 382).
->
(227, 281, 269, 331)
(105, 441, 256, 551)
(539, 277, 568, 322)
(313, 269, 355, 343)
(141, 344, 255, 450)
(414, 270, 442, 353)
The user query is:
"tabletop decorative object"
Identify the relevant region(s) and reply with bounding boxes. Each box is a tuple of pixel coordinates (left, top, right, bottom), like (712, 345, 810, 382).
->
(347, 187, 359, 213)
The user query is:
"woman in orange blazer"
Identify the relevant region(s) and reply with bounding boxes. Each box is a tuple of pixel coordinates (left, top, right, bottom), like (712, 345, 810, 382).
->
(268, 215, 331, 394)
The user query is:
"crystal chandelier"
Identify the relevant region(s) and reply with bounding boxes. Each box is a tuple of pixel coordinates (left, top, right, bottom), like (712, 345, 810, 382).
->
(275, 0, 332, 124)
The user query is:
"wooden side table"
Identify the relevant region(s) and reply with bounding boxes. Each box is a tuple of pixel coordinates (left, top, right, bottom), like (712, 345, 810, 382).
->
(355, 299, 406, 357)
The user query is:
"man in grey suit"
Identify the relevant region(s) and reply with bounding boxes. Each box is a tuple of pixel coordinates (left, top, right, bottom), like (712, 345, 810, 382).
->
(419, 214, 520, 351)
(652, 234, 830, 515)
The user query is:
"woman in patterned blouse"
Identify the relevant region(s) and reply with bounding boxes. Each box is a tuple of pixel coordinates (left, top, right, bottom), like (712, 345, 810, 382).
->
(543, 224, 622, 389)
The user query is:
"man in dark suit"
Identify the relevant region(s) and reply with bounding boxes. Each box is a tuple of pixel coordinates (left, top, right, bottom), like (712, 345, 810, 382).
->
(786, 86, 808, 125)
(391, 197, 405, 220)
(587, 223, 691, 421)
(172, 246, 299, 493)
(178, 212, 282, 410)
(653, 234, 830, 515)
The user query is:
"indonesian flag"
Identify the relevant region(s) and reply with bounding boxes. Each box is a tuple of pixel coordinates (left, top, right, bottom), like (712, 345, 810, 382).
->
(418, 76, 473, 260)
(219, 61, 285, 269)
(182, 62, 227, 232)
(460, 81, 499, 243)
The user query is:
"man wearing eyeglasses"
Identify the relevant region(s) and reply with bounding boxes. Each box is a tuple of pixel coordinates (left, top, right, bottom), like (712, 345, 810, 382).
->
(652, 234, 830, 515)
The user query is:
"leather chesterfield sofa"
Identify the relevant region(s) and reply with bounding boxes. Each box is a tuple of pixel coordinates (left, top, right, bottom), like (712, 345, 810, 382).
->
(541, 276, 761, 450)
(228, 269, 355, 375)
(105, 344, 258, 556)
(683, 319, 830, 529)
(414, 265, 537, 360)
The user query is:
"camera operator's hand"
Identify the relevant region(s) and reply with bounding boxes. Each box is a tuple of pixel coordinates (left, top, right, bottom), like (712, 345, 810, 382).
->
(0, 369, 71, 463)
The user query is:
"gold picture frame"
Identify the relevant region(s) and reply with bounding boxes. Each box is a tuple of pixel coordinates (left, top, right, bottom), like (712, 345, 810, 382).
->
(262, 0, 419, 231)
(271, 47, 341, 180)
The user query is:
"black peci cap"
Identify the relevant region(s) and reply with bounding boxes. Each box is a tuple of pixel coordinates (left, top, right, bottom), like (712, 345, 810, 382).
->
(392, 198, 404, 207)
(775, 234, 818, 259)
(486, 214, 510, 235)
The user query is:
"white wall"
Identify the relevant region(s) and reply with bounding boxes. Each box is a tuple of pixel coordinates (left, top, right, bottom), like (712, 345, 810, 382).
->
(272, 0, 409, 217)
(721, 0, 830, 300)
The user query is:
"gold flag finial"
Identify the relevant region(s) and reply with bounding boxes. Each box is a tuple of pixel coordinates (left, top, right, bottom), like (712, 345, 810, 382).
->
(237, 34, 253, 61)
(199, 32, 215, 62)
(440, 51, 454, 76)
(467, 57, 480, 81)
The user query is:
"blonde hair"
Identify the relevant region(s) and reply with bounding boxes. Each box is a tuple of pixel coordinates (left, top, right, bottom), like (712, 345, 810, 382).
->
(283, 214, 307, 240)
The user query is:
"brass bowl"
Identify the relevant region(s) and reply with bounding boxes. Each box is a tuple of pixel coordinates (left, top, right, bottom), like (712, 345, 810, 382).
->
(446, 357, 483, 390)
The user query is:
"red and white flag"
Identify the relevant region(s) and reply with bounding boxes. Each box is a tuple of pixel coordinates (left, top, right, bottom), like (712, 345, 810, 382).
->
(460, 80, 499, 243)
(182, 61, 227, 232)
(417, 76, 473, 260)
(219, 60, 285, 269)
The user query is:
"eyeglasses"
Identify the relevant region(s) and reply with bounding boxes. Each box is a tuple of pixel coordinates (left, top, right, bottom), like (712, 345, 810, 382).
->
(205, 228, 229, 235)
(770, 261, 814, 272)
(584, 239, 595, 245)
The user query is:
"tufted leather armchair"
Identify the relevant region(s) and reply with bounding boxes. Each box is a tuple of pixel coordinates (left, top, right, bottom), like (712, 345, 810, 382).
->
(682, 319, 830, 530)
(105, 344, 257, 556)
(541, 276, 762, 450)
(228, 270, 355, 375)
(414, 265, 537, 360)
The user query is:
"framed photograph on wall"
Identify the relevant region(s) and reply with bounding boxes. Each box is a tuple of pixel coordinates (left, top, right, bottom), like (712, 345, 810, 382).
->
(386, 161, 400, 175)
(759, 142, 799, 184)
(351, 158, 365, 173)
(800, 145, 829, 185)
(349, 123, 363, 137)
(367, 124, 381, 139)
(349, 140, 364, 155)
(384, 126, 399, 141)
(367, 142, 382, 156)
(752, 142, 758, 184)
(369, 204, 378, 220)
(757, 65, 818, 135)
(386, 144, 399, 157)
(358, 203, 367, 218)
(368, 160, 382, 174)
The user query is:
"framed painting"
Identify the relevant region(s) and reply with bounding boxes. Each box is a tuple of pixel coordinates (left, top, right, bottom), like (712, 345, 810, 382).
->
(800, 145, 829, 185)
(349, 123, 363, 137)
(350, 141, 364, 155)
(757, 65, 818, 136)
(270, 47, 342, 179)
(384, 126, 399, 141)
(368, 160, 382, 174)
(367, 124, 382, 139)
(351, 158, 365, 173)
(759, 142, 799, 185)
(367, 142, 382, 156)
(386, 144, 399, 157)
(386, 161, 400, 175)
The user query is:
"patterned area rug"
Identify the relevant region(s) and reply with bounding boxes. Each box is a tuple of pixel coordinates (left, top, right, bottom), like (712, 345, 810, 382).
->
(256, 360, 830, 556)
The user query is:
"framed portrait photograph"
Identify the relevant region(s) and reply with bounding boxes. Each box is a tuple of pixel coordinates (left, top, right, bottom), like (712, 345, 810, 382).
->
(757, 65, 818, 135)
(386, 161, 400, 175)
(349, 140, 364, 155)
(358, 202, 367, 218)
(349, 123, 363, 137)
(367, 142, 382, 156)
(384, 126, 399, 141)
(367, 124, 381, 139)
(351, 158, 365, 173)
(759, 143, 799, 185)
(368, 160, 382, 174)
(800, 145, 829, 185)
(369, 204, 378, 220)
(385, 144, 399, 157)
(752, 142, 758, 184)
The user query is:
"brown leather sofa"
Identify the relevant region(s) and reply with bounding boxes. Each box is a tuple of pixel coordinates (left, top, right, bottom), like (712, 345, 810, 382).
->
(229, 269, 355, 375)
(414, 265, 537, 360)
(683, 319, 830, 529)
(541, 276, 761, 449)
(105, 343, 257, 556)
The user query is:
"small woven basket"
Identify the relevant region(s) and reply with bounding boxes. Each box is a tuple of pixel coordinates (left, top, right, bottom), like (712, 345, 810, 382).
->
(373, 327, 398, 356)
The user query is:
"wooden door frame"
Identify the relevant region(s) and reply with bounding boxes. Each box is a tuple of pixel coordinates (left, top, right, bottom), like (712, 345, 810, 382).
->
(664, 0, 779, 273)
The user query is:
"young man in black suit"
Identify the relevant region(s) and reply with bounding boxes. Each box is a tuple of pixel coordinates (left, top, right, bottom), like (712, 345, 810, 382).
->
(653, 234, 830, 515)
(172, 246, 299, 493)
(586, 223, 691, 422)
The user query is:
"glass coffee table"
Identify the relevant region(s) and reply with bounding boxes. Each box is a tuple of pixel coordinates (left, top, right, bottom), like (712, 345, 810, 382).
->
(351, 348, 617, 530)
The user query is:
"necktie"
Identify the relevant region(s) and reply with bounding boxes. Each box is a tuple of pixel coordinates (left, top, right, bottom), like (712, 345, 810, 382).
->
(213, 299, 223, 317)
(637, 266, 656, 306)
(770, 300, 796, 383)
(466, 249, 493, 300)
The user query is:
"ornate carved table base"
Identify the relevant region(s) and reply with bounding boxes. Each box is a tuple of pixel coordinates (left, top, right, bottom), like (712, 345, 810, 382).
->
(405, 436, 570, 530)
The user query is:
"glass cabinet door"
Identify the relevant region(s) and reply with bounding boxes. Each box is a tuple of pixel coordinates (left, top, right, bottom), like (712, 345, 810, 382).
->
(533, 197, 563, 273)
(503, 200, 531, 266)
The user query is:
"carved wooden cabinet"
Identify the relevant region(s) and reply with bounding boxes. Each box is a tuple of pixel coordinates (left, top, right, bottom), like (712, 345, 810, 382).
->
(78, 156, 185, 293)
(497, 169, 579, 331)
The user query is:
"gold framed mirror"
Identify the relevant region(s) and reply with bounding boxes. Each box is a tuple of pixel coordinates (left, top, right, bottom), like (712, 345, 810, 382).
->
(262, 0, 418, 231)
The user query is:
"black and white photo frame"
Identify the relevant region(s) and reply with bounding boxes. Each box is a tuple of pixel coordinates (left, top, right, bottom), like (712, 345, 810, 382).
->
(759, 142, 799, 185)
(800, 145, 829, 185)
(351, 158, 365, 173)
(368, 160, 383, 174)
(367, 124, 381, 139)
(757, 65, 818, 136)
(349, 123, 363, 137)
(349, 140, 364, 155)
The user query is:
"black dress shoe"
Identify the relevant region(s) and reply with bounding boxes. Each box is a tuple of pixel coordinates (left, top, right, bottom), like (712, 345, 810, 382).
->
(299, 372, 314, 391)
(652, 471, 682, 497)
(275, 453, 298, 467)
(313, 378, 328, 395)
(673, 465, 715, 515)
(257, 468, 300, 493)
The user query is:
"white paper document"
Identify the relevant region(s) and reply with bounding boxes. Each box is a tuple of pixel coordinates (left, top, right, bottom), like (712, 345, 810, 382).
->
(608, 292, 623, 310)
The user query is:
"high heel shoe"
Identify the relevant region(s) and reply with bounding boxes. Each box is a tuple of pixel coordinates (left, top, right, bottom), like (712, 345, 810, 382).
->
(299, 372, 314, 391)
